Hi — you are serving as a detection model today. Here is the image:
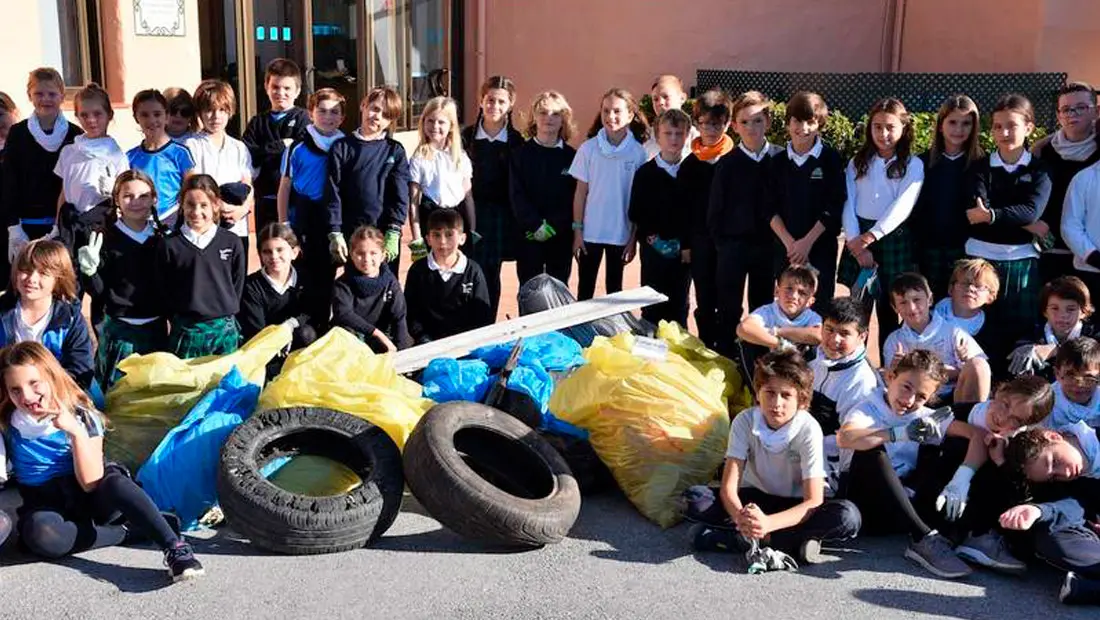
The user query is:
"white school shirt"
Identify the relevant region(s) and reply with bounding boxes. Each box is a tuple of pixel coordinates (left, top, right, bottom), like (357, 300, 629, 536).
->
(841, 155, 924, 241)
(1062, 159, 1100, 273)
(882, 313, 985, 397)
(966, 401, 993, 431)
(180, 223, 218, 250)
(569, 129, 648, 246)
(409, 147, 472, 208)
(787, 138, 824, 168)
(748, 301, 822, 330)
(184, 133, 254, 237)
(965, 150, 1039, 261)
(53, 135, 130, 213)
(426, 250, 468, 283)
(12, 302, 53, 345)
(1045, 382, 1100, 430)
(1064, 421, 1100, 479)
(841, 388, 954, 476)
(933, 298, 985, 337)
(811, 348, 881, 425)
(727, 407, 825, 498)
(643, 125, 699, 161)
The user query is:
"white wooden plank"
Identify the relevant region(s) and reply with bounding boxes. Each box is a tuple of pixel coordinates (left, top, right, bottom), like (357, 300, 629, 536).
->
(392, 286, 668, 373)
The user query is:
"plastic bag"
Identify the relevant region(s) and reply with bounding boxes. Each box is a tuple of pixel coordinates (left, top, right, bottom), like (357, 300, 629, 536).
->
(549, 333, 731, 527)
(262, 455, 363, 497)
(518, 274, 653, 346)
(421, 359, 492, 403)
(105, 325, 291, 469)
(470, 332, 585, 372)
(259, 327, 433, 449)
(657, 321, 753, 413)
(136, 367, 260, 531)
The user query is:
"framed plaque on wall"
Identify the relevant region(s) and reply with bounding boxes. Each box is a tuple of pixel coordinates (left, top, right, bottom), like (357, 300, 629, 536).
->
(134, 0, 186, 37)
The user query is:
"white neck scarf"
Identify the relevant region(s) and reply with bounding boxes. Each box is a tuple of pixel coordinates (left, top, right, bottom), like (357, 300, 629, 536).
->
(1051, 128, 1098, 162)
(28, 113, 70, 152)
(751, 407, 808, 454)
(307, 125, 344, 152)
(1045, 321, 1083, 345)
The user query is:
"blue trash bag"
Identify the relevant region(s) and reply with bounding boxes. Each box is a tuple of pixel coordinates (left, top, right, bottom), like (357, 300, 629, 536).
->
(136, 367, 260, 531)
(470, 332, 585, 372)
(421, 358, 491, 403)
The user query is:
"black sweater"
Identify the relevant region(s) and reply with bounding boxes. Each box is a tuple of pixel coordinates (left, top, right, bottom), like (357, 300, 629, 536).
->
(508, 139, 577, 233)
(331, 264, 411, 350)
(911, 152, 973, 248)
(242, 107, 311, 198)
(677, 154, 722, 249)
(969, 156, 1052, 247)
(238, 269, 313, 341)
(83, 224, 164, 319)
(155, 228, 246, 320)
(707, 144, 784, 240)
(628, 159, 686, 242)
(1038, 139, 1100, 251)
(326, 135, 410, 236)
(404, 255, 493, 343)
(1, 120, 82, 225)
(766, 144, 847, 239)
(461, 125, 524, 206)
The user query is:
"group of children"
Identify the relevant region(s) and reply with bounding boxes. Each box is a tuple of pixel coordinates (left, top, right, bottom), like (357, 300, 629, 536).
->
(0, 60, 1097, 603)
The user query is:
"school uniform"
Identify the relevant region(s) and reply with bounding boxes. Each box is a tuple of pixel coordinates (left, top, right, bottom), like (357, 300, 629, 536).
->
(404, 251, 493, 344)
(410, 147, 473, 240)
(810, 346, 880, 492)
(238, 267, 317, 347)
(54, 135, 129, 238)
(463, 122, 524, 316)
(628, 155, 690, 326)
(326, 132, 410, 273)
(509, 138, 576, 286)
(838, 155, 924, 348)
(967, 151, 1052, 369)
(184, 132, 254, 250)
(740, 301, 821, 384)
(1, 116, 82, 240)
(82, 220, 167, 389)
(155, 224, 246, 359)
(569, 129, 648, 301)
(1062, 159, 1100, 299)
(0, 295, 94, 390)
(126, 139, 196, 226)
(642, 126, 698, 161)
(682, 407, 861, 556)
(708, 141, 784, 356)
(1036, 131, 1100, 284)
(766, 139, 847, 310)
(1046, 382, 1100, 430)
(912, 152, 972, 299)
(677, 135, 734, 349)
(0, 142, 7, 286)
(243, 107, 310, 234)
(283, 126, 344, 327)
(1013, 320, 1100, 382)
(331, 263, 411, 353)
(932, 298, 985, 337)
(882, 313, 985, 399)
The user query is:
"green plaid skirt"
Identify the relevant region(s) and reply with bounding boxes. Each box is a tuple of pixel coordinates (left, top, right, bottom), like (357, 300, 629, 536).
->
(983, 257, 1040, 343)
(919, 246, 967, 301)
(471, 200, 517, 267)
(169, 316, 241, 360)
(96, 316, 168, 389)
(838, 217, 916, 290)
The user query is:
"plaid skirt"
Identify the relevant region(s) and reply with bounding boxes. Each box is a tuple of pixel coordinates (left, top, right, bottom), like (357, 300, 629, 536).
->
(983, 257, 1040, 344)
(471, 200, 517, 266)
(96, 316, 168, 389)
(169, 315, 240, 360)
(919, 246, 967, 300)
(837, 217, 916, 290)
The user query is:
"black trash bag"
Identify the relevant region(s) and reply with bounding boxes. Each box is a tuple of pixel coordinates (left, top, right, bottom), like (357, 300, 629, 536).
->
(517, 274, 653, 347)
(537, 432, 616, 496)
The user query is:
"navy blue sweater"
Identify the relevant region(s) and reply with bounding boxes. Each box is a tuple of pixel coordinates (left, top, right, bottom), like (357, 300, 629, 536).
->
(1, 120, 82, 226)
(707, 144, 783, 240)
(242, 107, 311, 198)
(508, 140, 577, 234)
(404, 256, 493, 343)
(969, 155, 1052, 247)
(677, 154, 722, 249)
(326, 135, 410, 237)
(628, 159, 687, 242)
(155, 228, 247, 320)
(462, 125, 524, 207)
(82, 224, 164, 320)
(912, 152, 973, 249)
(331, 264, 411, 351)
(766, 144, 847, 239)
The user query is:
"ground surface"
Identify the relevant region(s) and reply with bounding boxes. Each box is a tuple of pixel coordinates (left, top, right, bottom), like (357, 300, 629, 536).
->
(0, 487, 1088, 620)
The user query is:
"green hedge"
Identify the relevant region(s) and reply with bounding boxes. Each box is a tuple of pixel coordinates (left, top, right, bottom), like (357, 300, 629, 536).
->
(640, 95, 1048, 161)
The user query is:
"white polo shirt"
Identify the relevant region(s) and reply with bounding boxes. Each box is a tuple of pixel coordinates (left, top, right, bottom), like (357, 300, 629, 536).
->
(54, 135, 130, 213)
(727, 407, 825, 498)
(841, 388, 954, 476)
(882, 313, 985, 396)
(569, 129, 648, 246)
(933, 298, 985, 337)
(184, 133, 254, 237)
(749, 301, 822, 330)
(410, 148, 472, 208)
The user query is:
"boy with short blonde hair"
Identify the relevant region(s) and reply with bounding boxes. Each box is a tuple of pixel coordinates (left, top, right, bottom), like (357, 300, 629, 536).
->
(934, 258, 1000, 338)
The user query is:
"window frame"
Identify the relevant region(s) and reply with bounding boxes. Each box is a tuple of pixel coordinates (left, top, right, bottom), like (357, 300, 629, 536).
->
(61, 0, 105, 98)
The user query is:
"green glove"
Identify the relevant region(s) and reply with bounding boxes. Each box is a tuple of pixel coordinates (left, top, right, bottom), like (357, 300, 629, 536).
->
(526, 220, 556, 242)
(408, 237, 428, 261)
(383, 229, 400, 262)
(470, 230, 483, 245)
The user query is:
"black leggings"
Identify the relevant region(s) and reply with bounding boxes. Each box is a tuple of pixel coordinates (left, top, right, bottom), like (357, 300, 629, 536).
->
(17, 467, 179, 559)
(576, 242, 625, 301)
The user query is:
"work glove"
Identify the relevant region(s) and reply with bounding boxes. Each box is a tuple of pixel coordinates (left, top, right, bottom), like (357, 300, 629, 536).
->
(936, 465, 976, 521)
(1006, 344, 1045, 376)
(46, 225, 60, 240)
(279, 318, 300, 356)
(650, 236, 682, 260)
(383, 230, 401, 262)
(526, 220, 556, 243)
(328, 232, 348, 264)
(745, 539, 798, 574)
(890, 407, 952, 443)
(7, 225, 29, 263)
(408, 238, 428, 261)
(76, 231, 103, 276)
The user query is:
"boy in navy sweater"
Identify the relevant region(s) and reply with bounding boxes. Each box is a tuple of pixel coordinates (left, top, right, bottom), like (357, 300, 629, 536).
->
(404, 209, 492, 343)
(243, 59, 310, 235)
(708, 91, 783, 357)
(629, 109, 691, 326)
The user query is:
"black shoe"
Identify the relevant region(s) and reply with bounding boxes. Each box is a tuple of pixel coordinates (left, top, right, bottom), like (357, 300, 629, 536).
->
(689, 523, 750, 553)
(164, 542, 205, 582)
(1060, 571, 1100, 605)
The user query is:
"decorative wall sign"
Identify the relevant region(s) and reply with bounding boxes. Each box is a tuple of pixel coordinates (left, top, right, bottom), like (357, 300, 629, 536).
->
(134, 0, 186, 37)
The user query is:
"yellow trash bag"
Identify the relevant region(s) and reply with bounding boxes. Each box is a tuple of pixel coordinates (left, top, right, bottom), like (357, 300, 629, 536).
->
(258, 328, 433, 449)
(657, 321, 753, 413)
(105, 325, 293, 469)
(549, 333, 731, 528)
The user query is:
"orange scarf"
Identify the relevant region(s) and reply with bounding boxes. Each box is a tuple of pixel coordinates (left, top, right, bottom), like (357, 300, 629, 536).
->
(691, 134, 734, 162)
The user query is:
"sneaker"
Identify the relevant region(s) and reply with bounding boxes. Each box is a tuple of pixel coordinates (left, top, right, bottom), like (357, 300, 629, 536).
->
(689, 523, 750, 553)
(799, 538, 825, 565)
(956, 532, 1026, 575)
(164, 542, 205, 582)
(1060, 571, 1100, 605)
(904, 531, 972, 579)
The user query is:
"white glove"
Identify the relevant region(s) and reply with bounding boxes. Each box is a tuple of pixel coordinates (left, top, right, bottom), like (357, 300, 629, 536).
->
(281, 317, 300, 331)
(1006, 344, 1044, 376)
(46, 225, 60, 240)
(97, 174, 114, 199)
(76, 231, 103, 276)
(936, 465, 976, 521)
(7, 225, 28, 262)
(328, 232, 348, 264)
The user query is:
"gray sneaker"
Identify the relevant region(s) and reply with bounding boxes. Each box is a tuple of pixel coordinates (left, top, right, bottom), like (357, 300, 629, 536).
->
(904, 531, 973, 579)
(956, 532, 1026, 575)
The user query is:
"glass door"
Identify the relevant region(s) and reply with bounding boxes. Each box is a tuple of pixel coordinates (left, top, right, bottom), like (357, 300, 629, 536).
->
(250, 1, 308, 111)
(309, 0, 362, 133)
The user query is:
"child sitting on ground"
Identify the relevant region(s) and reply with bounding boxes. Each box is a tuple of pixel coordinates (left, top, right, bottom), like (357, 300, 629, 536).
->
(933, 258, 999, 340)
(1048, 337, 1100, 429)
(682, 350, 861, 568)
(883, 273, 990, 403)
(737, 264, 823, 354)
(331, 225, 411, 353)
(1008, 276, 1099, 378)
(404, 209, 492, 344)
(238, 223, 317, 350)
(963, 375, 1055, 439)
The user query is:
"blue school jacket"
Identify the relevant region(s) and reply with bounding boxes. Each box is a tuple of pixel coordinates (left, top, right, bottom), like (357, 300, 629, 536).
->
(0, 294, 94, 389)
